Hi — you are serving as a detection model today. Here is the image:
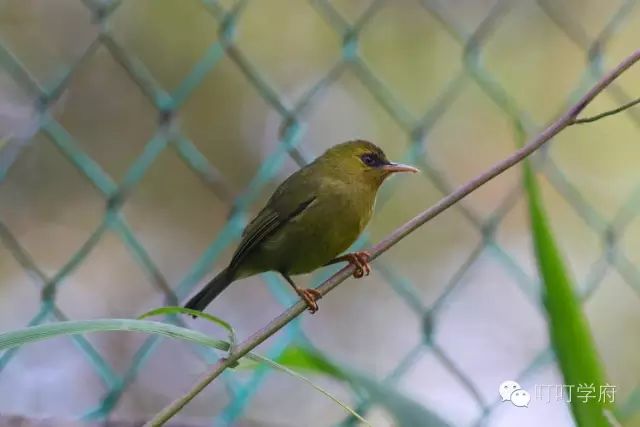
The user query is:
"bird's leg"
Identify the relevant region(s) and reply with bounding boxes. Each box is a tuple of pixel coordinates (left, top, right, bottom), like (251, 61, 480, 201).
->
(325, 251, 371, 278)
(282, 273, 322, 314)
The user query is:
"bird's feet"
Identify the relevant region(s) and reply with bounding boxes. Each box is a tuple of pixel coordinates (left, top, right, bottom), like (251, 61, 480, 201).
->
(296, 288, 322, 313)
(344, 251, 371, 278)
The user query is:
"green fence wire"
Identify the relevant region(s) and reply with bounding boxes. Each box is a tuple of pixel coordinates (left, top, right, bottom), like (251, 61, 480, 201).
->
(0, 0, 638, 426)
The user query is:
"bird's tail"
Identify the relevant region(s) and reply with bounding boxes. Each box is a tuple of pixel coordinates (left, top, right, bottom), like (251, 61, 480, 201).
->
(185, 267, 234, 315)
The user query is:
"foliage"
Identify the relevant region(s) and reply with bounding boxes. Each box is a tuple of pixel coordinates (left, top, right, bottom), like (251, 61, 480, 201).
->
(524, 165, 612, 427)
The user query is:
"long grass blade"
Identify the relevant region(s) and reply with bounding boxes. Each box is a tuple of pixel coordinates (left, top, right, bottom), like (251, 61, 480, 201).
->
(525, 165, 612, 427)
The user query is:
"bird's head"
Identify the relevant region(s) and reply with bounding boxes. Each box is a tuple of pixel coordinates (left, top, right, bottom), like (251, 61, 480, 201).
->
(318, 140, 419, 188)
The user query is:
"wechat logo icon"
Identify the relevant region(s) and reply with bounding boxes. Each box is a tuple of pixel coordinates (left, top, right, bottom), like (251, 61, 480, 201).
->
(499, 380, 531, 407)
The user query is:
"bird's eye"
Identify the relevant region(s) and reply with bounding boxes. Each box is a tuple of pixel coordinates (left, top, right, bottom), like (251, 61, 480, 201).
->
(361, 153, 378, 167)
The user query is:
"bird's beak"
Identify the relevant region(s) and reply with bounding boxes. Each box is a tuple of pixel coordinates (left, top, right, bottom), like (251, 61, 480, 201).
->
(382, 162, 420, 174)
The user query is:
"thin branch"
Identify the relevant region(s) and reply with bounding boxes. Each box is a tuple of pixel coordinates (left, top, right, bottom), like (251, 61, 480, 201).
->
(144, 48, 640, 427)
(573, 95, 640, 124)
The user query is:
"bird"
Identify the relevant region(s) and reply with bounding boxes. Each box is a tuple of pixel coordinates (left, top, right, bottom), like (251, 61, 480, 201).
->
(185, 140, 418, 314)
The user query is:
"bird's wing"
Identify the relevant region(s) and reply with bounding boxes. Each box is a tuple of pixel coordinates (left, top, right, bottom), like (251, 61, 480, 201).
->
(229, 167, 318, 270)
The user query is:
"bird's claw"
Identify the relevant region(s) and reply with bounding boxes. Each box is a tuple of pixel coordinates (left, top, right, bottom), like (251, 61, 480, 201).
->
(346, 251, 371, 278)
(297, 288, 322, 313)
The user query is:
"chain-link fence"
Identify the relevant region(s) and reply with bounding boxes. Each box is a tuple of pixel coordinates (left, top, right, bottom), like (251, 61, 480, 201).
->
(0, 1, 639, 426)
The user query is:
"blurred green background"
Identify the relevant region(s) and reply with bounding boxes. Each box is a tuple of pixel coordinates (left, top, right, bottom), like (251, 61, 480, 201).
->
(0, 0, 639, 426)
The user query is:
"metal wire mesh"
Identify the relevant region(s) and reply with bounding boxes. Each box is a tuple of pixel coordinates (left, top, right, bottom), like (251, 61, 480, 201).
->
(0, 0, 638, 426)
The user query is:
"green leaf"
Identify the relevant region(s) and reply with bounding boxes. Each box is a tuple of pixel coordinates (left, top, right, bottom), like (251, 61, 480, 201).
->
(0, 319, 231, 353)
(274, 346, 452, 427)
(138, 306, 237, 348)
(0, 319, 365, 423)
(276, 345, 347, 380)
(524, 165, 612, 427)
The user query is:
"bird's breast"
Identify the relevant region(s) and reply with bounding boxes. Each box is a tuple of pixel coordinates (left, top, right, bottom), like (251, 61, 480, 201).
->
(262, 186, 375, 275)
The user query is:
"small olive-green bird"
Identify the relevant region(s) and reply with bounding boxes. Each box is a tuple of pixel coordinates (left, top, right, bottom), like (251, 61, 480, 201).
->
(185, 140, 418, 314)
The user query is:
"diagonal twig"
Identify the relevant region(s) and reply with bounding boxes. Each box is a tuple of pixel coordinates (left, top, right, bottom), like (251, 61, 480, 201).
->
(144, 48, 640, 427)
(573, 95, 640, 124)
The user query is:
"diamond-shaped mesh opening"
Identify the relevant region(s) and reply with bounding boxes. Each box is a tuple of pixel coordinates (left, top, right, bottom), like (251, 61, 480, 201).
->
(121, 149, 232, 282)
(425, 81, 520, 219)
(55, 46, 158, 180)
(0, 1, 639, 426)
(234, 0, 341, 97)
(360, 0, 462, 115)
(57, 230, 159, 318)
(481, 2, 585, 123)
(109, 0, 221, 93)
(0, 133, 104, 271)
(434, 253, 547, 401)
(548, 108, 640, 219)
(179, 54, 285, 189)
(0, 1, 97, 86)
